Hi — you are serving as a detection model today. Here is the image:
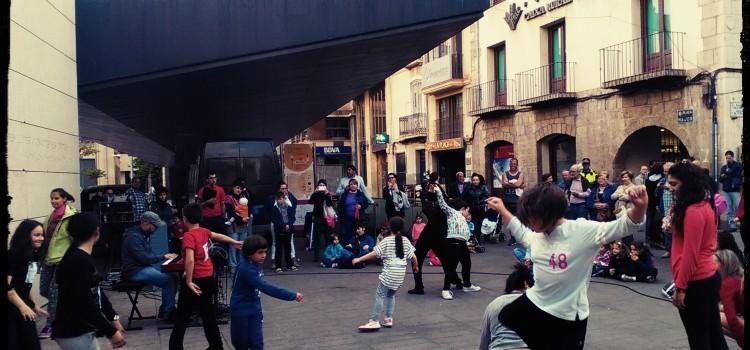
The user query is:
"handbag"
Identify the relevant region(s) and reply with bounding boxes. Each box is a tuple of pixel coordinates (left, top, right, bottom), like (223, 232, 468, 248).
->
(324, 204, 337, 229)
(480, 218, 498, 235)
(714, 192, 728, 216)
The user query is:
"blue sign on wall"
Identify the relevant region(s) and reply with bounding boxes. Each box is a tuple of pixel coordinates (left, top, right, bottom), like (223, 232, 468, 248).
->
(315, 146, 352, 156)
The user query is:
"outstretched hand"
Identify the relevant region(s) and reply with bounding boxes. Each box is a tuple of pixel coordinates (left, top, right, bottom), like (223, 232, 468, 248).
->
(626, 185, 648, 208)
(486, 197, 505, 211)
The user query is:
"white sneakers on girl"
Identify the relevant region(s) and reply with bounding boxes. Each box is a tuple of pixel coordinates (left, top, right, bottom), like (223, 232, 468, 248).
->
(462, 284, 482, 292)
(381, 318, 393, 328)
(358, 319, 381, 332)
(441, 290, 454, 300)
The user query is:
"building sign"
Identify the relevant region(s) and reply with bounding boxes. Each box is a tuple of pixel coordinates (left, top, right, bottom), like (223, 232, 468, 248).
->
(426, 138, 463, 152)
(423, 54, 453, 87)
(282, 143, 315, 200)
(730, 101, 743, 118)
(315, 146, 352, 156)
(524, 0, 573, 21)
(504, 3, 522, 30)
(374, 133, 389, 144)
(677, 109, 694, 123)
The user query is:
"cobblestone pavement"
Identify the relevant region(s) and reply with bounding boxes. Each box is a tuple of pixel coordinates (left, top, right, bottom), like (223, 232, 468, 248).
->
(40, 234, 742, 350)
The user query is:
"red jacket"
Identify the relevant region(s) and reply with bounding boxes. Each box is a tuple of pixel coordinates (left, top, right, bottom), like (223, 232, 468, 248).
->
(670, 201, 718, 289)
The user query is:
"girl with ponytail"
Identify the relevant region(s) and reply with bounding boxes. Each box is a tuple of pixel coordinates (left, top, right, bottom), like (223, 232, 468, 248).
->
(353, 217, 418, 332)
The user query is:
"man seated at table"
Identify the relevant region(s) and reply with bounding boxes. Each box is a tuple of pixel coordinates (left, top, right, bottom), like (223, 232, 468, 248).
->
(121, 211, 179, 321)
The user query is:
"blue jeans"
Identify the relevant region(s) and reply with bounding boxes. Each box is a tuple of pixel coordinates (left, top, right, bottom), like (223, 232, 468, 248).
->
(565, 203, 588, 220)
(55, 331, 100, 350)
(370, 282, 397, 321)
(230, 312, 263, 350)
(723, 191, 740, 229)
(129, 266, 179, 314)
(230, 224, 250, 268)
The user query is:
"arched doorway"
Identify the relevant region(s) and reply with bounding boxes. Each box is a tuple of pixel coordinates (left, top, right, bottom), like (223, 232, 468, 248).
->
(537, 134, 576, 183)
(613, 126, 689, 175)
(485, 141, 514, 196)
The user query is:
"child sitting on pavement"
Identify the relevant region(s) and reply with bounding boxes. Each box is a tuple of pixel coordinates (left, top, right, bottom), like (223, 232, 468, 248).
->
(620, 241, 657, 282)
(606, 241, 631, 280)
(592, 243, 611, 277)
(355, 217, 418, 331)
(345, 224, 376, 267)
(230, 235, 303, 350)
(321, 234, 352, 268)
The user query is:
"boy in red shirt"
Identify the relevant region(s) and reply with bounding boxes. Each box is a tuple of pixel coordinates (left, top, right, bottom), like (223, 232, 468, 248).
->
(169, 203, 243, 350)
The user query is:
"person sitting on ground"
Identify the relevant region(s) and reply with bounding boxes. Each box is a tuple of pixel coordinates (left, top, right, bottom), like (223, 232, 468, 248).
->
(717, 231, 746, 266)
(345, 224, 376, 265)
(512, 245, 532, 267)
(230, 235, 303, 350)
(410, 214, 441, 266)
(620, 241, 658, 283)
(121, 211, 180, 320)
(606, 241, 631, 280)
(479, 263, 535, 350)
(434, 185, 482, 300)
(486, 182, 647, 349)
(321, 234, 352, 268)
(714, 249, 744, 348)
(592, 243, 611, 277)
(354, 217, 418, 331)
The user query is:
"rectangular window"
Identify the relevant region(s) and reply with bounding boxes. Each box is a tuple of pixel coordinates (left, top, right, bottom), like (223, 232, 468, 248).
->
(416, 149, 426, 184)
(410, 80, 423, 114)
(495, 45, 506, 92)
(642, 0, 672, 70)
(396, 153, 407, 186)
(370, 84, 386, 137)
(325, 118, 350, 139)
(437, 94, 463, 140)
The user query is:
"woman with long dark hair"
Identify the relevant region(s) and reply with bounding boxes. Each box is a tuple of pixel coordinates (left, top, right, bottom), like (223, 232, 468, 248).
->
(8, 220, 47, 350)
(667, 162, 728, 349)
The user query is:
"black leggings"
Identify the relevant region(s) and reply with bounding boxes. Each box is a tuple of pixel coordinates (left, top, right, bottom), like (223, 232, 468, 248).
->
(499, 294, 588, 349)
(677, 272, 728, 350)
(412, 234, 453, 290)
(443, 238, 472, 290)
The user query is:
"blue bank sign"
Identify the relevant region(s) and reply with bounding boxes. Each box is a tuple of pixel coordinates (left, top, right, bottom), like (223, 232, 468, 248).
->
(315, 146, 352, 156)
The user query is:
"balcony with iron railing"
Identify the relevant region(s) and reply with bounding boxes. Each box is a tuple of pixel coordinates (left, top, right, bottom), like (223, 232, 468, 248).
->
(433, 118, 463, 141)
(516, 62, 576, 106)
(467, 79, 516, 117)
(600, 31, 686, 89)
(399, 113, 427, 141)
(422, 53, 464, 95)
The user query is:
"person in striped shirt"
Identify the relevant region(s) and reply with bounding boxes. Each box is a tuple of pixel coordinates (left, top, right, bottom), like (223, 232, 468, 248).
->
(353, 217, 418, 332)
(433, 185, 482, 300)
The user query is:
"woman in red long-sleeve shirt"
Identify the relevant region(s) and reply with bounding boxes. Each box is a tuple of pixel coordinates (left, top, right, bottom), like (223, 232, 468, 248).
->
(715, 249, 744, 348)
(667, 162, 728, 350)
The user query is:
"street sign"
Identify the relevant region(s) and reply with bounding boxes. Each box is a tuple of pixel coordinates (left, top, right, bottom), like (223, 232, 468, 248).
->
(730, 102, 743, 118)
(374, 133, 389, 144)
(315, 146, 352, 156)
(677, 109, 693, 123)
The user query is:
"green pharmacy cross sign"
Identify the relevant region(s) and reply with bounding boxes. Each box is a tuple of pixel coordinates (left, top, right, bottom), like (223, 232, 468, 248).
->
(374, 133, 389, 144)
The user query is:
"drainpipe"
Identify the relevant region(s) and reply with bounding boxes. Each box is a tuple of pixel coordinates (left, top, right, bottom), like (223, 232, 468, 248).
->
(708, 68, 742, 180)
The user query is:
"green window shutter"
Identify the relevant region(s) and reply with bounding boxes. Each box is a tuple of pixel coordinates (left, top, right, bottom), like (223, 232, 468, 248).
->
(663, 0, 672, 50)
(646, 0, 660, 54)
(551, 28, 562, 78)
(497, 47, 506, 91)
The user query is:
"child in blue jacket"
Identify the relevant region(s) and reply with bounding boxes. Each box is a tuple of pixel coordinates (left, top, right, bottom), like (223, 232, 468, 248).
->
(230, 235, 303, 350)
(321, 234, 352, 268)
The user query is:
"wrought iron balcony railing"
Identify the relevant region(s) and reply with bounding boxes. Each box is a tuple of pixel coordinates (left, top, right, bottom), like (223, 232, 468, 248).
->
(600, 31, 686, 88)
(516, 62, 576, 106)
(398, 113, 427, 140)
(467, 79, 516, 116)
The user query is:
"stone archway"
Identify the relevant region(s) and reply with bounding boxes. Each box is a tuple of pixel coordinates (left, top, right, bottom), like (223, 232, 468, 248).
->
(612, 126, 689, 176)
(537, 133, 576, 183)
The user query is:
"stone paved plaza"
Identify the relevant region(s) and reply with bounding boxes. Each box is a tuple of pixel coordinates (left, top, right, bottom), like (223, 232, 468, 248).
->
(39, 236, 742, 350)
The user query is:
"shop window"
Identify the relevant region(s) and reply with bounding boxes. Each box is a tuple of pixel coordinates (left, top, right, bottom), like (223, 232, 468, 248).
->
(396, 153, 407, 185)
(326, 118, 350, 139)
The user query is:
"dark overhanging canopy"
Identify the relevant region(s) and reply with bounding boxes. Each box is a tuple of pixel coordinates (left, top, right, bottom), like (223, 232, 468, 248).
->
(76, 0, 488, 166)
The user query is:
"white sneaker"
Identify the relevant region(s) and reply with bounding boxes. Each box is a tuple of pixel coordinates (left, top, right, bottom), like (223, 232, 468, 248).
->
(462, 285, 482, 292)
(381, 317, 393, 328)
(441, 290, 454, 300)
(358, 319, 381, 332)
